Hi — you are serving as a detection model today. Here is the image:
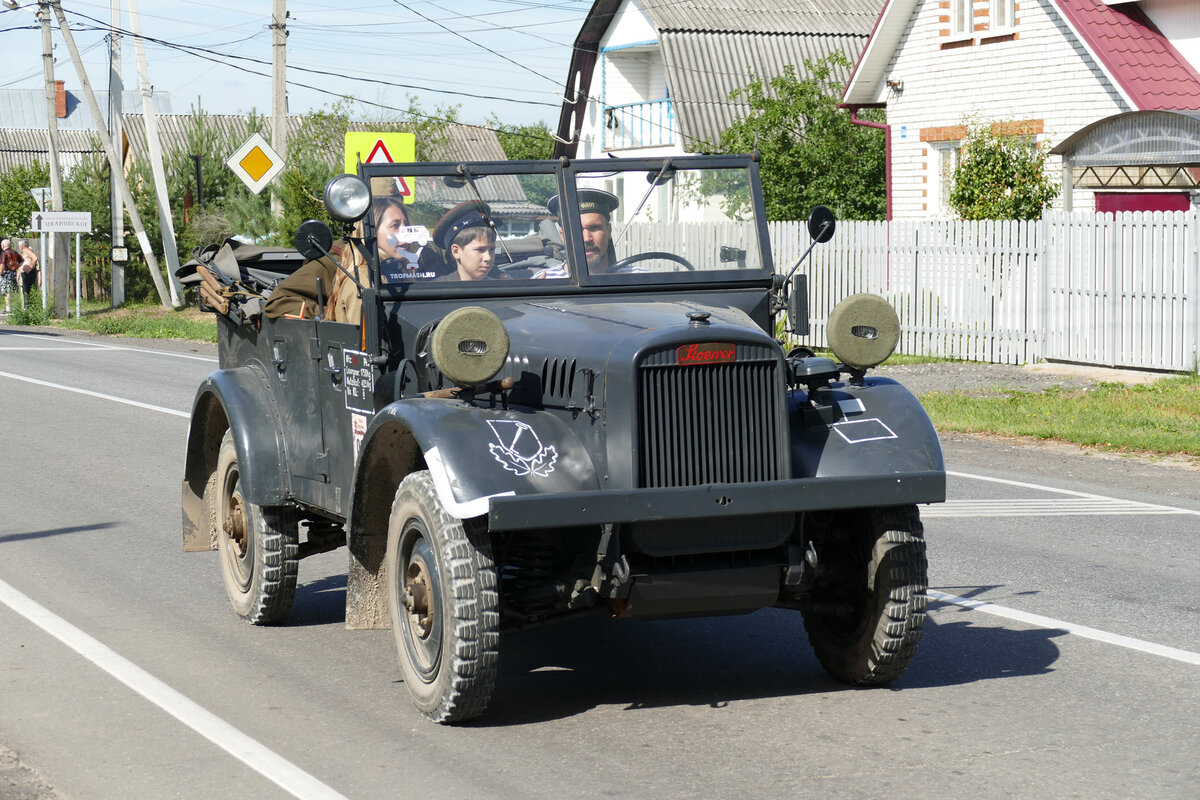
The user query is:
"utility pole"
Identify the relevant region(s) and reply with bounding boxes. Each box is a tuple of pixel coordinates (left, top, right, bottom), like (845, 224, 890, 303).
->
(108, 0, 124, 306)
(128, 0, 183, 306)
(270, 0, 287, 218)
(50, 0, 174, 308)
(39, 0, 67, 316)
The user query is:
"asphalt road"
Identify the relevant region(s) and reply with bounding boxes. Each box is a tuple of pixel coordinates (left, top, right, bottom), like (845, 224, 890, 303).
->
(1, 328, 1197, 799)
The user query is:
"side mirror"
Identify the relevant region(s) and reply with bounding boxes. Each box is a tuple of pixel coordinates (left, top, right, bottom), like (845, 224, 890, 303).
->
(807, 206, 836, 243)
(787, 273, 810, 337)
(294, 219, 334, 261)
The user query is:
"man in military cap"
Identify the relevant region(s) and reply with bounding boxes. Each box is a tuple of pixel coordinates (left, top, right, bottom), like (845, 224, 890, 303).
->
(558, 188, 619, 273)
(431, 200, 499, 282)
(535, 188, 628, 278)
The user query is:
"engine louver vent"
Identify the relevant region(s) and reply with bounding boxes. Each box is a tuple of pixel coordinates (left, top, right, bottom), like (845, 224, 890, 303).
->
(541, 357, 577, 400)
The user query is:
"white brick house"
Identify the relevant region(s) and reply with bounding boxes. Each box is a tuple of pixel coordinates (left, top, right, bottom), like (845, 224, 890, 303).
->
(843, 0, 1200, 218)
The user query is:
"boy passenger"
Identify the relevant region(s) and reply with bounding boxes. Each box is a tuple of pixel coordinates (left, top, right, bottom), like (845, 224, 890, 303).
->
(432, 201, 500, 282)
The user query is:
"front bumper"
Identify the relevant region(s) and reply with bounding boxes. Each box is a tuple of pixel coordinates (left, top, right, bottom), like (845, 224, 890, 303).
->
(487, 470, 945, 531)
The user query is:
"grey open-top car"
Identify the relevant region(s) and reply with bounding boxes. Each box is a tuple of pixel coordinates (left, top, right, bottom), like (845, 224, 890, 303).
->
(180, 153, 944, 723)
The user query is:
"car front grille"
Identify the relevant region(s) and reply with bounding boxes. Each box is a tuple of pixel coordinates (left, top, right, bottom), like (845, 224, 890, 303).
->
(637, 344, 786, 488)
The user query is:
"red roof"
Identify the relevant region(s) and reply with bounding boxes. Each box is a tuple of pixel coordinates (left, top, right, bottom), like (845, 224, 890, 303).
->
(1056, 0, 1200, 110)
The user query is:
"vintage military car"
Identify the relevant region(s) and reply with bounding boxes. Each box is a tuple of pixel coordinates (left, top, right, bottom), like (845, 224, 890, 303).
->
(180, 154, 944, 723)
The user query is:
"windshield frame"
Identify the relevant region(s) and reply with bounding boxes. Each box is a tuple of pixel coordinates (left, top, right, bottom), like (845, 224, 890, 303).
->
(355, 153, 774, 299)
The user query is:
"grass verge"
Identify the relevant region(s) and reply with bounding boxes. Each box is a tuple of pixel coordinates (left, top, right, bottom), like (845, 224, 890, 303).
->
(921, 375, 1200, 463)
(52, 302, 217, 342)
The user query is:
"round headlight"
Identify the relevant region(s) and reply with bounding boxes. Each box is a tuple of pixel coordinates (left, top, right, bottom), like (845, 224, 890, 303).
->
(323, 174, 370, 223)
(430, 307, 510, 388)
(826, 293, 900, 370)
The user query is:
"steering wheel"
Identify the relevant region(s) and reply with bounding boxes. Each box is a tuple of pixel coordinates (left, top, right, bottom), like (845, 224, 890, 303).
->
(608, 251, 695, 272)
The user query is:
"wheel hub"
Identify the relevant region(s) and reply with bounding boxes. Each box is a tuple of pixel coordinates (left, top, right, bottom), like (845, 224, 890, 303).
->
(224, 492, 248, 558)
(403, 561, 434, 638)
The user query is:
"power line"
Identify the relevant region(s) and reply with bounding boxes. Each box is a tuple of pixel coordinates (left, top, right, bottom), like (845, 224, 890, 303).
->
(390, 0, 567, 95)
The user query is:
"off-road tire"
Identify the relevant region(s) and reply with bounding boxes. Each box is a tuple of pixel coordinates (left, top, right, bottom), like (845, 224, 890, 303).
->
(386, 470, 499, 723)
(802, 505, 927, 685)
(214, 431, 299, 625)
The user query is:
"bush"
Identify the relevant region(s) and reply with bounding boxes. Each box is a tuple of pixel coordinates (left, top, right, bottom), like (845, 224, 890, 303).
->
(949, 120, 1059, 220)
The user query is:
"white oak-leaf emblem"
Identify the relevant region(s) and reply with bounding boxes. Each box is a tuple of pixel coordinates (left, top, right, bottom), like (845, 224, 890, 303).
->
(487, 419, 558, 477)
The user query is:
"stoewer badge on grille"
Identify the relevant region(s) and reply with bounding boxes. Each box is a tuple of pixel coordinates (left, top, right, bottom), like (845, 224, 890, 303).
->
(676, 342, 737, 365)
(487, 419, 558, 477)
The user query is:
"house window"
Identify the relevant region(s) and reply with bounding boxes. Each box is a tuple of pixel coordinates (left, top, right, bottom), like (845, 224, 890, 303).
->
(990, 0, 1016, 32)
(933, 142, 963, 215)
(947, 0, 1017, 40)
(949, 0, 970, 38)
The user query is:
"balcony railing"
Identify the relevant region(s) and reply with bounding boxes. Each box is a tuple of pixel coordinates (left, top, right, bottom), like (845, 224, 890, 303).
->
(602, 99, 675, 150)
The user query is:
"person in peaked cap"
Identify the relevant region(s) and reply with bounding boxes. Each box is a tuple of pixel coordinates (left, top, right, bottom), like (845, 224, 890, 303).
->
(431, 200, 499, 281)
(546, 188, 620, 274)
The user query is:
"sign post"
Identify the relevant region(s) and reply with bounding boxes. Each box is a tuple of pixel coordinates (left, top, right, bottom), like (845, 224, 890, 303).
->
(30, 188, 49, 311)
(29, 211, 91, 318)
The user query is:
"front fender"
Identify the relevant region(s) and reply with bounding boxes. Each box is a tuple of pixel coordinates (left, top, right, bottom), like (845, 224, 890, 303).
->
(790, 377, 945, 490)
(181, 365, 288, 550)
(359, 399, 601, 519)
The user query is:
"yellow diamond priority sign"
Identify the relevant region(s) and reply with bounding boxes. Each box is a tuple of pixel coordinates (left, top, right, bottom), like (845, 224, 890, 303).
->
(227, 132, 284, 195)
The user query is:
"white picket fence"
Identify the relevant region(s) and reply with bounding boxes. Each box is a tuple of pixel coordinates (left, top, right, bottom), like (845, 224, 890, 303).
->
(772, 212, 1200, 371)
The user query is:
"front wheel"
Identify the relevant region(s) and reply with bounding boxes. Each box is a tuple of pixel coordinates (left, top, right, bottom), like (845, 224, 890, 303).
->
(386, 471, 499, 723)
(214, 431, 299, 625)
(802, 506, 927, 685)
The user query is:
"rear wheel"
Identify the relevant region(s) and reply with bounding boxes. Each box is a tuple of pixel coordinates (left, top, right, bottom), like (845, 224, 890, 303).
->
(802, 506, 927, 685)
(386, 471, 499, 723)
(214, 431, 299, 625)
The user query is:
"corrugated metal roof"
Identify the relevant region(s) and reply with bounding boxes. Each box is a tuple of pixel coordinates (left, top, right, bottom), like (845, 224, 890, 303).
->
(0, 128, 100, 172)
(662, 30, 867, 148)
(1056, 0, 1200, 111)
(639, 0, 880, 35)
(0, 89, 172, 130)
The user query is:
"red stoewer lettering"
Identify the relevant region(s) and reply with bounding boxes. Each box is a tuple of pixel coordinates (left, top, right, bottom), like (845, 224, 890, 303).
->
(676, 342, 737, 365)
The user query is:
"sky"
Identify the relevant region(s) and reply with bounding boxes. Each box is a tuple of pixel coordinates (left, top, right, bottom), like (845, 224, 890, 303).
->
(0, 0, 591, 129)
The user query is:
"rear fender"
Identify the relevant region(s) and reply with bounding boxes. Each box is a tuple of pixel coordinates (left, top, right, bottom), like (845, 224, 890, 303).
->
(181, 366, 288, 551)
(790, 377, 945, 482)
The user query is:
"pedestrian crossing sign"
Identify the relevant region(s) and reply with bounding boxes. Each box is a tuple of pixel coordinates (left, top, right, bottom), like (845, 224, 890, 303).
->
(344, 132, 416, 201)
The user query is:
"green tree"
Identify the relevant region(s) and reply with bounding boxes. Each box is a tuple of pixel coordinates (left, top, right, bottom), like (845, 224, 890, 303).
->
(711, 53, 886, 221)
(0, 162, 51, 236)
(61, 148, 118, 299)
(275, 97, 461, 240)
(485, 115, 555, 205)
(948, 120, 1059, 220)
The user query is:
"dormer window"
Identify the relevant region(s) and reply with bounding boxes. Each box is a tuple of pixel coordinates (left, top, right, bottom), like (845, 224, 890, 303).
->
(945, 0, 1017, 44)
(990, 0, 1016, 33)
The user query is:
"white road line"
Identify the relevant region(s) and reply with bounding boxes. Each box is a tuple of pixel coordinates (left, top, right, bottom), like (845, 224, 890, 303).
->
(946, 469, 1200, 516)
(0, 346, 129, 351)
(0, 331, 217, 362)
(0, 579, 350, 800)
(0, 371, 190, 418)
(928, 589, 1200, 666)
(923, 498, 1190, 517)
